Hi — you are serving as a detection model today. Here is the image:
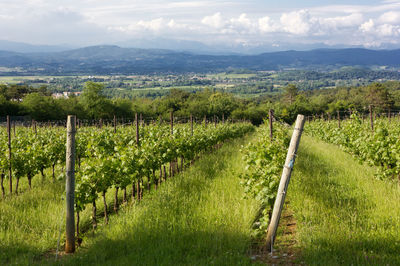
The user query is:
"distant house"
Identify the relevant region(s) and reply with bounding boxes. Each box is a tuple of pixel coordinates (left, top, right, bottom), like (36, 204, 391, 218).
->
(52, 91, 82, 99)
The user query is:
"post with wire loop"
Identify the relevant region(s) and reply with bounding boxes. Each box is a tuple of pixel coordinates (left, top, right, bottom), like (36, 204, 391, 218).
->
(65, 115, 76, 253)
(266, 114, 305, 252)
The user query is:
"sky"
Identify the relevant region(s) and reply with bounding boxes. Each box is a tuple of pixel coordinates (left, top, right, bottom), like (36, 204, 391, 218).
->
(1, 0, 400, 50)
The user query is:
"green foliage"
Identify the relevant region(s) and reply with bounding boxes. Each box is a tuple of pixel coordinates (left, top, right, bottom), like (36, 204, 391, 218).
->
(79, 82, 114, 119)
(306, 114, 400, 180)
(241, 122, 290, 236)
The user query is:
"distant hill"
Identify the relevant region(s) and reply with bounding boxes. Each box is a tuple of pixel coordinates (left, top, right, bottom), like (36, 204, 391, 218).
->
(0, 40, 72, 53)
(0, 45, 399, 75)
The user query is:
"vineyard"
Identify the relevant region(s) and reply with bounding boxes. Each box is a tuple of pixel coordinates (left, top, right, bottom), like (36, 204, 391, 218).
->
(306, 112, 400, 180)
(2, 111, 400, 265)
(0, 116, 257, 264)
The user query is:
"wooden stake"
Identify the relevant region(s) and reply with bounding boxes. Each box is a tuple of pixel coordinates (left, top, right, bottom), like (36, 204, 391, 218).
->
(7, 116, 12, 195)
(190, 114, 193, 136)
(170, 111, 174, 135)
(113, 115, 117, 133)
(65, 115, 76, 253)
(269, 109, 274, 140)
(337, 110, 341, 129)
(266, 114, 305, 252)
(369, 105, 374, 132)
(135, 113, 139, 146)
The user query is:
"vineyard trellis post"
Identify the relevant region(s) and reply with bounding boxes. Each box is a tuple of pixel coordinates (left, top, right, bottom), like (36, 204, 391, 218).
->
(135, 113, 139, 146)
(369, 105, 374, 133)
(269, 109, 274, 140)
(113, 115, 117, 133)
(7, 115, 12, 195)
(266, 114, 305, 252)
(190, 114, 193, 136)
(170, 111, 174, 135)
(65, 115, 76, 253)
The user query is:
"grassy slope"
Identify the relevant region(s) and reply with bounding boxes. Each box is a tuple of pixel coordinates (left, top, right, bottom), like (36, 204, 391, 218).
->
(42, 136, 260, 265)
(289, 136, 400, 265)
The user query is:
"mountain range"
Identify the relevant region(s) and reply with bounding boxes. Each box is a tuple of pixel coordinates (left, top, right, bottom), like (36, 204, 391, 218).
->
(1, 44, 400, 75)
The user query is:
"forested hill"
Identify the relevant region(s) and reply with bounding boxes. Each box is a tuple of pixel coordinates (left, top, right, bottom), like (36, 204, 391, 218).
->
(1, 45, 400, 75)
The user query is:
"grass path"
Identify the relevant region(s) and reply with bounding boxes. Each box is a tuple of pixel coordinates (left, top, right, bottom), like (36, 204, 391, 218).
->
(288, 135, 400, 265)
(52, 136, 260, 266)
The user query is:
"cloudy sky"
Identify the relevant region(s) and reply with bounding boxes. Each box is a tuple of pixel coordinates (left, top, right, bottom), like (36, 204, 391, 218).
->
(1, 0, 400, 50)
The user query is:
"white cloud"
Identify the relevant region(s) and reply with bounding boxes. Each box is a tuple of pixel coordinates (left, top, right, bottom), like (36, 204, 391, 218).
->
(322, 13, 363, 29)
(258, 16, 278, 33)
(359, 19, 375, 32)
(201, 12, 225, 28)
(280, 9, 314, 35)
(379, 11, 400, 24)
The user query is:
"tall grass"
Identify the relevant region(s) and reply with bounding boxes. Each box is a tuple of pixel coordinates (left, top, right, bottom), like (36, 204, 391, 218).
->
(53, 136, 260, 265)
(289, 136, 400, 265)
(0, 166, 67, 265)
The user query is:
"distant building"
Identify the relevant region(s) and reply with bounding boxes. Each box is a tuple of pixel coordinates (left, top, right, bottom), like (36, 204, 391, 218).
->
(52, 91, 82, 99)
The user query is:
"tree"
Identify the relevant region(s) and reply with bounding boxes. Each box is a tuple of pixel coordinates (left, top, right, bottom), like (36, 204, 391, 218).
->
(80, 82, 114, 119)
(22, 93, 59, 121)
(283, 84, 298, 105)
(366, 83, 393, 111)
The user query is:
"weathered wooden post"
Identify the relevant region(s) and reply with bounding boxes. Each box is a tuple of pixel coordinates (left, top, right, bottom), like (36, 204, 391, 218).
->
(135, 113, 139, 146)
(170, 111, 174, 135)
(337, 110, 341, 129)
(170, 111, 174, 176)
(190, 114, 193, 136)
(266, 114, 305, 252)
(65, 115, 76, 253)
(369, 105, 374, 132)
(388, 108, 391, 122)
(113, 115, 117, 133)
(222, 113, 225, 124)
(7, 116, 12, 195)
(269, 109, 274, 140)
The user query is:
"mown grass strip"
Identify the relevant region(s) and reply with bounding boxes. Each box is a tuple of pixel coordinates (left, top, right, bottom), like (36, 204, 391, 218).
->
(47, 136, 260, 265)
(289, 136, 400, 265)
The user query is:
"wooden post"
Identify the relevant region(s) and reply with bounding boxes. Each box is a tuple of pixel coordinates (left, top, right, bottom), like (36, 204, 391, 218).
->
(113, 115, 117, 133)
(190, 114, 193, 136)
(65, 115, 76, 253)
(266, 114, 305, 252)
(13, 121, 16, 137)
(388, 108, 391, 122)
(135, 113, 139, 146)
(269, 109, 273, 140)
(337, 110, 341, 129)
(222, 113, 225, 123)
(7, 116, 12, 195)
(214, 115, 217, 127)
(369, 105, 374, 132)
(204, 116, 207, 127)
(170, 111, 174, 135)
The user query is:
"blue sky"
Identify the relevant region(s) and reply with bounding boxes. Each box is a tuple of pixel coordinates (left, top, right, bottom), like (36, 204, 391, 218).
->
(0, 0, 400, 50)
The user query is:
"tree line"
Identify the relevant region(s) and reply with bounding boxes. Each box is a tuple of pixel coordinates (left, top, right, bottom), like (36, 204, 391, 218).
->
(1, 81, 400, 124)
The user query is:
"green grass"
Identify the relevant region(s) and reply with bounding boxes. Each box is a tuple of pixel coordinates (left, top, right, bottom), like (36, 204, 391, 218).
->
(289, 136, 400, 265)
(0, 167, 66, 265)
(51, 136, 259, 265)
(0, 135, 260, 265)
